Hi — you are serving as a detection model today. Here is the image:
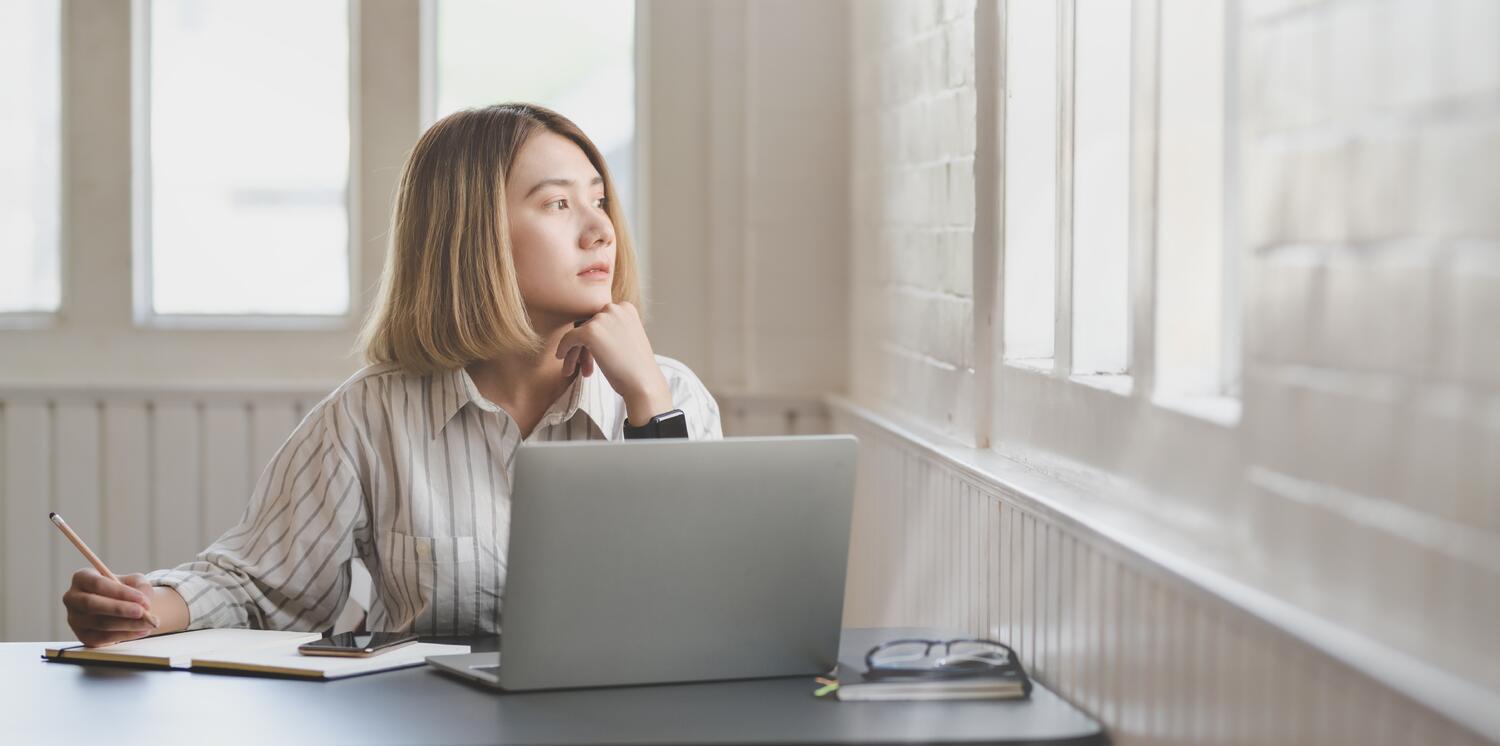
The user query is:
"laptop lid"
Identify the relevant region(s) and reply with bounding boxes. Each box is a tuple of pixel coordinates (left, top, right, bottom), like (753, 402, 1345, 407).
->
(496, 435, 857, 691)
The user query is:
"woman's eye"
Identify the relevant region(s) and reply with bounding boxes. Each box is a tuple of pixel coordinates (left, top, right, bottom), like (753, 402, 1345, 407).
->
(547, 199, 568, 211)
(593, 197, 608, 209)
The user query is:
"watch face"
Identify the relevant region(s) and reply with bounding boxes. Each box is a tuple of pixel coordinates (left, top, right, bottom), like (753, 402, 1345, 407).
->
(654, 409, 689, 438)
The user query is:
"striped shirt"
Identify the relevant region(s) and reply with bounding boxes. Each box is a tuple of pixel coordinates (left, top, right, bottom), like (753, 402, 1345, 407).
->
(144, 355, 722, 636)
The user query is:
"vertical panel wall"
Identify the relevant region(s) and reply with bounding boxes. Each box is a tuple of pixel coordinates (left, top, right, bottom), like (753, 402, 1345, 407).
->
(0, 388, 315, 641)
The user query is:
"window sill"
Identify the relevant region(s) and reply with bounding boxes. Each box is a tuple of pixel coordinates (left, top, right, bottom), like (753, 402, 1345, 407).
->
(1069, 372, 1133, 396)
(134, 313, 355, 332)
(1004, 357, 1055, 374)
(1151, 391, 1242, 427)
(0, 312, 60, 330)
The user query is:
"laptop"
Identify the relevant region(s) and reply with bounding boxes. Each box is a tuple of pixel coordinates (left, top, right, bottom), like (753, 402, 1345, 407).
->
(425, 434, 858, 691)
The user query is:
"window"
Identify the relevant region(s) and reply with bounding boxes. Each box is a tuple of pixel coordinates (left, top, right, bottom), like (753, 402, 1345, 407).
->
(1070, 0, 1132, 378)
(1001, 0, 1059, 368)
(0, 0, 62, 316)
(138, 0, 352, 320)
(1156, 0, 1238, 409)
(429, 0, 638, 237)
(991, 0, 1239, 423)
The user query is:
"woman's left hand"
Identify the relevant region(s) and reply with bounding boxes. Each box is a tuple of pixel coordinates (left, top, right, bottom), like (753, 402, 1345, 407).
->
(556, 302, 674, 426)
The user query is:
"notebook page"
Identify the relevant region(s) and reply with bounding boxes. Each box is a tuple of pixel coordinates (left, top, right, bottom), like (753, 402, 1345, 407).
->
(191, 642, 470, 679)
(53, 629, 322, 668)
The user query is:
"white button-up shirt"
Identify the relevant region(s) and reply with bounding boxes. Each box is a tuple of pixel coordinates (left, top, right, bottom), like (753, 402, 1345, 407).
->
(145, 356, 723, 636)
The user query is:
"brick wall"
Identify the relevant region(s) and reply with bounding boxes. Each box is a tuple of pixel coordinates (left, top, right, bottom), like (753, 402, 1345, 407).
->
(1241, 0, 1500, 695)
(850, 0, 978, 441)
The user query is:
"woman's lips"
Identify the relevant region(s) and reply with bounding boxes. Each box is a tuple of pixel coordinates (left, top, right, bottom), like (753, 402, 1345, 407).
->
(578, 266, 610, 280)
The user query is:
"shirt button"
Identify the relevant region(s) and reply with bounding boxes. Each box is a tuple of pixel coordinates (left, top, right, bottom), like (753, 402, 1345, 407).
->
(416, 542, 430, 558)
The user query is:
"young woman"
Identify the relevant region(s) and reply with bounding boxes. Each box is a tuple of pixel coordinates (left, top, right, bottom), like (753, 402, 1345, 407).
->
(61, 104, 722, 645)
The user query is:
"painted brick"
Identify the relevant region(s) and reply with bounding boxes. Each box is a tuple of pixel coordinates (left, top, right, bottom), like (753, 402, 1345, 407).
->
(1346, 132, 1417, 244)
(1292, 372, 1404, 503)
(1246, 249, 1321, 364)
(1386, 0, 1444, 110)
(946, 12, 974, 89)
(1325, 0, 1386, 121)
(1440, 0, 1500, 102)
(1417, 119, 1500, 240)
(1286, 141, 1351, 244)
(947, 157, 975, 228)
(1312, 247, 1434, 377)
(1398, 386, 1488, 525)
(1249, 12, 1328, 133)
(1437, 245, 1500, 389)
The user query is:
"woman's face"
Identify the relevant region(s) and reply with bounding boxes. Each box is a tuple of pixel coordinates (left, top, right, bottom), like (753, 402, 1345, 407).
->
(505, 131, 617, 328)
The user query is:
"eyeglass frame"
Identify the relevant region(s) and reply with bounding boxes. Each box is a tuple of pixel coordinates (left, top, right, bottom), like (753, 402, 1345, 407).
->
(863, 638, 1032, 695)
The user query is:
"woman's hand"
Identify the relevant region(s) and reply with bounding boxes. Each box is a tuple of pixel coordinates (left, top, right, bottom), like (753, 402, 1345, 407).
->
(63, 568, 160, 647)
(556, 302, 674, 426)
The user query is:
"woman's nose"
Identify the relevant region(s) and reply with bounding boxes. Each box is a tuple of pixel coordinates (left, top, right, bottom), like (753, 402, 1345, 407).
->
(580, 213, 613, 249)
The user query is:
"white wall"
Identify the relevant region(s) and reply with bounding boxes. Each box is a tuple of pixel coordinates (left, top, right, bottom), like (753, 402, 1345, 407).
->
(645, 0, 850, 396)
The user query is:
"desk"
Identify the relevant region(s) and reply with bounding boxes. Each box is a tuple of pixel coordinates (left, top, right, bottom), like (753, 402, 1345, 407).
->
(3, 627, 1104, 745)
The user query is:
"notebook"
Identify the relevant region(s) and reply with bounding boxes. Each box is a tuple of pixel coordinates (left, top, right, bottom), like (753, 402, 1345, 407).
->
(43, 629, 469, 680)
(826, 662, 1031, 701)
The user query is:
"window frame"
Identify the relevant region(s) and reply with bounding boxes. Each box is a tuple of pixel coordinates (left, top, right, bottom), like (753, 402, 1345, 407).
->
(0, 0, 65, 329)
(128, 0, 361, 331)
(981, 0, 1243, 449)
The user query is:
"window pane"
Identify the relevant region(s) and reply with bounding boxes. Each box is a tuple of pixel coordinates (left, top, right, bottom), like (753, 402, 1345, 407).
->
(148, 0, 350, 316)
(0, 0, 61, 314)
(434, 1, 636, 236)
(1002, 0, 1059, 364)
(1071, 0, 1131, 376)
(1156, 0, 1228, 395)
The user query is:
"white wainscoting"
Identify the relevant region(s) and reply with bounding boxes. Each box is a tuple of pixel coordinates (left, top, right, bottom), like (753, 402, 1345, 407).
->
(0, 384, 827, 642)
(0, 385, 323, 642)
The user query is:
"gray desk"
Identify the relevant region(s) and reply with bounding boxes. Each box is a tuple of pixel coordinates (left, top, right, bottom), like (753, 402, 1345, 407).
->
(4, 627, 1104, 745)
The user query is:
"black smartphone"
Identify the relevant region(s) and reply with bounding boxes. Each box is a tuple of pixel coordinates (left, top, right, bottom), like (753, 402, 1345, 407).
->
(297, 632, 419, 658)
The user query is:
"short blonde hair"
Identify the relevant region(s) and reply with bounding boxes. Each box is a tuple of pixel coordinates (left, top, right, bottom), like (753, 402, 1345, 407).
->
(357, 103, 641, 374)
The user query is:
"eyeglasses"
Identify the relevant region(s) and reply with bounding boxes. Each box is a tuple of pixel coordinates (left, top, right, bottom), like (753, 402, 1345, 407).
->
(864, 638, 1032, 692)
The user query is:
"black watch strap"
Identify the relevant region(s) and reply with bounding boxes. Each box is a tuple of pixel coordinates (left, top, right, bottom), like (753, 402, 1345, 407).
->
(622, 408, 688, 439)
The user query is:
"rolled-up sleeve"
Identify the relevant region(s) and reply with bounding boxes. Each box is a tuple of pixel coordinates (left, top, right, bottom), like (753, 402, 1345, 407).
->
(146, 399, 370, 632)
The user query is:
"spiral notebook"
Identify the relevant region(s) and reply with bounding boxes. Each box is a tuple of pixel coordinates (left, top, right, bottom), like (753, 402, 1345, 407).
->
(43, 629, 468, 680)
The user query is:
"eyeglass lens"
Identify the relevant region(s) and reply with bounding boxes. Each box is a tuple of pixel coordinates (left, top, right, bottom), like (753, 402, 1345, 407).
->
(870, 640, 1011, 669)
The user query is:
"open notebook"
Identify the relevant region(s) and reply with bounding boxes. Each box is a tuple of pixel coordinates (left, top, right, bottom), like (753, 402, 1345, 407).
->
(43, 629, 469, 680)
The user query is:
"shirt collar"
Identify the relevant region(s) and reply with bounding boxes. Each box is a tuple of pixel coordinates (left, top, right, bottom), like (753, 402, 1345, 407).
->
(427, 366, 621, 440)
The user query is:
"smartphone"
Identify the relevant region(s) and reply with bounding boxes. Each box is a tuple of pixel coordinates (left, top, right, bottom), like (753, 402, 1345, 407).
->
(297, 632, 419, 658)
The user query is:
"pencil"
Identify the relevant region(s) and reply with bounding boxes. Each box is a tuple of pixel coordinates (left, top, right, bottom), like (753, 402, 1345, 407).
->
(49, 512, 160, 628)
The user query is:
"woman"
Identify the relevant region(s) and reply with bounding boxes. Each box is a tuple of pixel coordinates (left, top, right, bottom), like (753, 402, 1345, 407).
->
(61, 103, 722, 645)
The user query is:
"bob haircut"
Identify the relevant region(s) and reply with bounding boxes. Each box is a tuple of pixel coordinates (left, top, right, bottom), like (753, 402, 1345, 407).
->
(357, 103, 641, 374)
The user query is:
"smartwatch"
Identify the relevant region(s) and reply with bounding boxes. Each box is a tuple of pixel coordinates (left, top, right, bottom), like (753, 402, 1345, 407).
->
(622, 408, 689, 439)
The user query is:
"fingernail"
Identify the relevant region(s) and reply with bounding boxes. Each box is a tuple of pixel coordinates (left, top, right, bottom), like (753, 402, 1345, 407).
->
(147, 613, 161, 628)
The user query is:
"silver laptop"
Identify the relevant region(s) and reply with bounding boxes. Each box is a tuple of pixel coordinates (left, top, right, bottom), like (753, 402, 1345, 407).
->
(426, 434, 857, 691)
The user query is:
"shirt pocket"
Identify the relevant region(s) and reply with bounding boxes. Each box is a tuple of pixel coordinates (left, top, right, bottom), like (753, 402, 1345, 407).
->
(375, 529, 477, 635)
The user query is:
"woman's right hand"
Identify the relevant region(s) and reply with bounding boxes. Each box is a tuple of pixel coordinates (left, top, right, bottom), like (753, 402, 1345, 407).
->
(63, 568, 160, 647)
